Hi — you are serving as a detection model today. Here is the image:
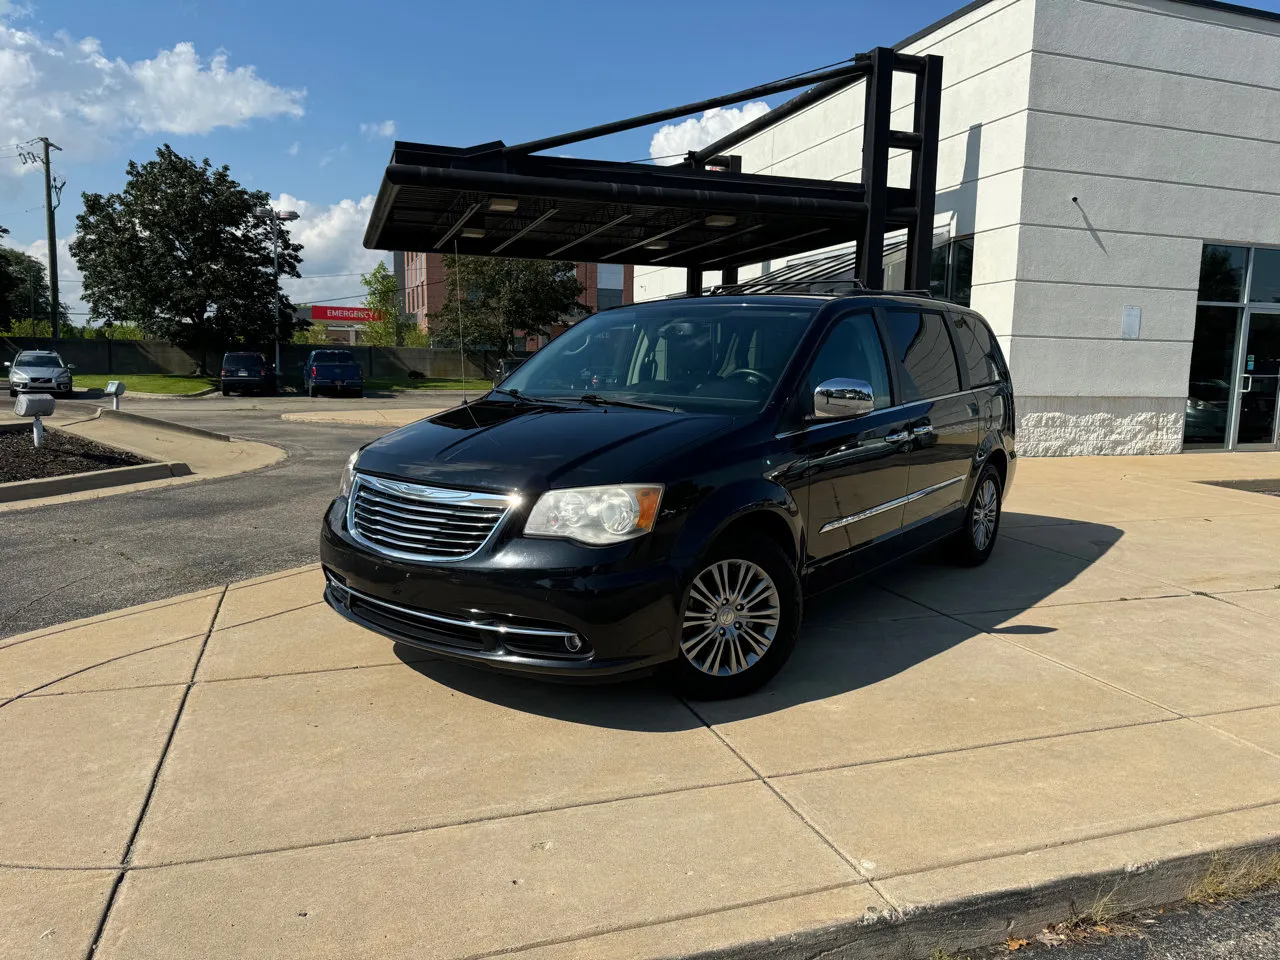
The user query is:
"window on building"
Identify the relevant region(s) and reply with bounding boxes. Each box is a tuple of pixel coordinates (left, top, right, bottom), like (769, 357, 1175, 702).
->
(1249, 248, 1280, 304)
(597, 262, 625, 311)
(1198, 245, 1249, 303)
(883, 309, 961, 401)
(950, 314, 1003, 387)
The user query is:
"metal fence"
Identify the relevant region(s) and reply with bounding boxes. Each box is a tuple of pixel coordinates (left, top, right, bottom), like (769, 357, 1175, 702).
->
(0, 337, 494, 384)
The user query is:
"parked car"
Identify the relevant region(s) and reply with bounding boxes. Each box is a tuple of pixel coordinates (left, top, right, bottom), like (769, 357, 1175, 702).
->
(219, 352, 276, 396)
(305, 349, 364, 398)
(5, 350, 74, 398)
(321, 291, 1015, 698)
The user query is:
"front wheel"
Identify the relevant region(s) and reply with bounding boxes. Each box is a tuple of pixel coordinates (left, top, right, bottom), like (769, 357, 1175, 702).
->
(669, 539, 801, 700)
(948, 463, 1003, 566)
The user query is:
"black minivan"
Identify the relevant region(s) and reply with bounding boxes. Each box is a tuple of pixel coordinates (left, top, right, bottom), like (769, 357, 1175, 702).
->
(321, 291, 1015, 698)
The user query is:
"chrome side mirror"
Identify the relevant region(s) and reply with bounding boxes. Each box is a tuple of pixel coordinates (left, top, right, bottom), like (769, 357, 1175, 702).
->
(813, 378, 875, 419)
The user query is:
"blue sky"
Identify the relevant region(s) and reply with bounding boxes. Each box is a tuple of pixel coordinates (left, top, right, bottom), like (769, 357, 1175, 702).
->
(3, 0, 1278, 314)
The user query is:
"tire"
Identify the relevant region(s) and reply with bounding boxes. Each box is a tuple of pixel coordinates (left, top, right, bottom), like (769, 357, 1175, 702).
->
(8, 389, 16, 398)
(352, 388, 363, 399)
(308, 384, 316, 398)
(948, 463, 1003, 567)
(669, 537, 802, 700)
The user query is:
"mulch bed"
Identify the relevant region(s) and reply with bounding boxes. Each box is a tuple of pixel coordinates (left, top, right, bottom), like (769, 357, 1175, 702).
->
(1201, 478, 1280, 498)
(0, 428, 152, 483)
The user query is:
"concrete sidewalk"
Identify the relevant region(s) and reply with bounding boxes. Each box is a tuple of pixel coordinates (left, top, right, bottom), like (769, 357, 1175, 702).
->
(2, 452, 1280, 960)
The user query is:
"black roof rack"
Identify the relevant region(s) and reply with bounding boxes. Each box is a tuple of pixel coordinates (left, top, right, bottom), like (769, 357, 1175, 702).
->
(706, 278, 938, 298)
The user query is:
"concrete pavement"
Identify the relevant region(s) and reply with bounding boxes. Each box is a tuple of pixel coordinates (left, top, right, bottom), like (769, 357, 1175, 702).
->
(3, 452, 1280, 959)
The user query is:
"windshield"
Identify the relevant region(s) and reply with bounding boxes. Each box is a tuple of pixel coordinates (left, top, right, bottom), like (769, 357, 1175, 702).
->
(499, 300, 819, 414)
(17, 353, 64, 368)
(313, 351, 356, 363)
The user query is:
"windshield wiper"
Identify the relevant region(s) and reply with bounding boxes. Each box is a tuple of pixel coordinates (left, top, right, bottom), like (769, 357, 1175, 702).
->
(491, 388, 572, 407)
(570, 394, 673, 411)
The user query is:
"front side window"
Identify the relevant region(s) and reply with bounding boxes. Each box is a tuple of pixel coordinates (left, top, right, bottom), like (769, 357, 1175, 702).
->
(805, 312, 892, 411)
(500, 300, 819, 414)
(884, 309, 961, 401)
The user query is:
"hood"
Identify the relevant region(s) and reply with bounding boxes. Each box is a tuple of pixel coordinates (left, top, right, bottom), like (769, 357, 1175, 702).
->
(11, 363, 69, 377)
(355, 398, 732, 494)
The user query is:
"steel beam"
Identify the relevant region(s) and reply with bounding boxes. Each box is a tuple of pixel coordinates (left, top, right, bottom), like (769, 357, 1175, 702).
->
(857, 47, 895, 289)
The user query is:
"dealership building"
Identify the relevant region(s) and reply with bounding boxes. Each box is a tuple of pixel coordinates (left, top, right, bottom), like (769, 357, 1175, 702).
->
(634, 0, 1280, 456)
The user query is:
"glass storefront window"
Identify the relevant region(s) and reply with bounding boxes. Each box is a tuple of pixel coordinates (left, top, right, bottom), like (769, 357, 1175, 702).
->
(1248, 248, 1280, 304)
(1198, 245, 1249, 303)
(1183, 305, 1239, 448)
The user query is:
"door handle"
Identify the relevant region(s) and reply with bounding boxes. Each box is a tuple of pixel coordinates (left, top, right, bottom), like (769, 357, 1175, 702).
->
(885, 430, 910, 444)
(912, 424, 934, 436)
(1242, 375, 1253, 393)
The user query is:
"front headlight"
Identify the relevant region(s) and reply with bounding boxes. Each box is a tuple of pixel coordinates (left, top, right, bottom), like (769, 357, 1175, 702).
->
(338, 451, 358, 498)
(525, 484, 663, 545)
(10, 370, 29, 382)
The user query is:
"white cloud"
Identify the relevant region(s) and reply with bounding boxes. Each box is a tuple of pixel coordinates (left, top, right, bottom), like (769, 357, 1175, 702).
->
(287, 141, 299, 156)
(0, 21, 304, 177)
(359, 120, 396, 139)
(10, 192, 383, 324)
(649, 101, 770, 165)
(9, 233, 87, 320)
(274, 193, 388, 306)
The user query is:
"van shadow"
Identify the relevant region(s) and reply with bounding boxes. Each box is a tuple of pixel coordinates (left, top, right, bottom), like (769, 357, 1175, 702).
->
(393, 513, 1122, 732)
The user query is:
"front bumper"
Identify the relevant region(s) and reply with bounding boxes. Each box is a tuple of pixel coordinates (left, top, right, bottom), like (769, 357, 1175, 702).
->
(10, 381, 71, 393)
(320, 498, 682, 679)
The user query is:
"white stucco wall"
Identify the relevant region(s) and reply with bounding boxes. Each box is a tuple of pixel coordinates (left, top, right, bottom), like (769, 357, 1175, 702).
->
(1013, 0, 1280, 454)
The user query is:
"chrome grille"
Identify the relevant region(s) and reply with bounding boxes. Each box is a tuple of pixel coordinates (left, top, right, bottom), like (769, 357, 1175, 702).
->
(347, 474, 512, 562)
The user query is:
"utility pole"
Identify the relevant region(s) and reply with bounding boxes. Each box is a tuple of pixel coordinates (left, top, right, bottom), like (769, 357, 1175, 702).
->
(38, 138, 64, 339)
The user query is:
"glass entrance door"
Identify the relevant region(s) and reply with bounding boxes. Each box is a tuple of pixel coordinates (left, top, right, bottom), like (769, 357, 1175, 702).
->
(1234, 311, 1280, 447)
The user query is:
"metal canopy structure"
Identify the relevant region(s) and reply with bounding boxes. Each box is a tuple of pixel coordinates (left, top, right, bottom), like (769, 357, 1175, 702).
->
(363, 47, 942, 291)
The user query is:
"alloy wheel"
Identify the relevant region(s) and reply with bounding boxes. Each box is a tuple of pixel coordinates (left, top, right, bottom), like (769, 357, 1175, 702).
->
(681, 559, 781, 676)
(971, 477, 1000, 552)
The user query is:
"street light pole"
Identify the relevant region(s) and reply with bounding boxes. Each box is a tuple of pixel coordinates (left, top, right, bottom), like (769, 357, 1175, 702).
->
(270, 215, 281, 371)
(253, 205, 299, 375)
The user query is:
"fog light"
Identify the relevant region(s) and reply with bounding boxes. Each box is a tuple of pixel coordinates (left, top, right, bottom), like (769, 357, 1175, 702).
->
(565, 635, 583, 652)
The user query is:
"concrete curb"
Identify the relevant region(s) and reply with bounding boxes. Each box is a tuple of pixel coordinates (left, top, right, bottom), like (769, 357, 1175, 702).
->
(92, 407, 232, 441)
(0, 460, 193, 504)
(692, 838, 1280, 960)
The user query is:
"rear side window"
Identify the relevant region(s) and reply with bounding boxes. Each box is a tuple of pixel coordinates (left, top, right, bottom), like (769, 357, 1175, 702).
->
(806, 311, 892, 411)
(882, 309, 961, 401)
(951, 314, 1003, 387)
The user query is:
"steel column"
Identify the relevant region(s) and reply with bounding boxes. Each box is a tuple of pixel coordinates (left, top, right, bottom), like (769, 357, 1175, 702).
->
(905, 55, 943, 291)
(857, 48, 894, 290)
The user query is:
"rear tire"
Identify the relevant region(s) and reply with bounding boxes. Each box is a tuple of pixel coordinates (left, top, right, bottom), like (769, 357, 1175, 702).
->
(669, 537, 801, 700)
(221, 387, 230, 397)
(308, 384, 316, 398)
(948, 463, 1002, 566)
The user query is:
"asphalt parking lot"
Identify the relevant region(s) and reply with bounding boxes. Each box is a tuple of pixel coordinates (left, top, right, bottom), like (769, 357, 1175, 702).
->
(0, 393, 454, 639)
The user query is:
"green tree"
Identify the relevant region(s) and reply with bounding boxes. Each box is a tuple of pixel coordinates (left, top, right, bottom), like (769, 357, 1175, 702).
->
(0, 240, 70, 333)
(359, 260, 428, 346)
(292, 322, 330, 345)
(70, 145, 304, 354)
(432, 256, 583, 354)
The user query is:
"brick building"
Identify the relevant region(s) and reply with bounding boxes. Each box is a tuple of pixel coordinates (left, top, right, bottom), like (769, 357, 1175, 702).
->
(393, 252, 633, 350)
